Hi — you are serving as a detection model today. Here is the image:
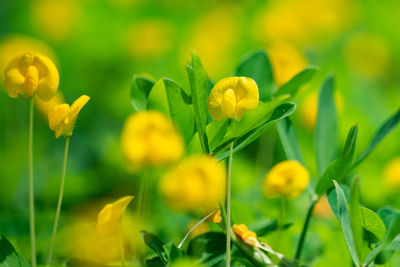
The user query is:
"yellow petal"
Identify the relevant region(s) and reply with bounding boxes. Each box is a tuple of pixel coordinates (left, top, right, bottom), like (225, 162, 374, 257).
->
(221, 88, 236, 119)
(48, 103, 70, 138)
(34, 53, 60, 101)
(65, 94, 90, 124)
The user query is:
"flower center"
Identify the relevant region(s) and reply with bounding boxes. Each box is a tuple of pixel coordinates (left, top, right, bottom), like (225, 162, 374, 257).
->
(221, 88, 237, 119)
(24, 65, 39, 97)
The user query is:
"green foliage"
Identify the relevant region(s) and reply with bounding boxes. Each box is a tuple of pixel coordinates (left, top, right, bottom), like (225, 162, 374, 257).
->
(131, 75, 155, 112)
(275, 67, 318, 98)
(235, 50, 273, 101)
(361, 207, 386, 244)
(187, 232, 226, 267)
(0, 236, 30, 267)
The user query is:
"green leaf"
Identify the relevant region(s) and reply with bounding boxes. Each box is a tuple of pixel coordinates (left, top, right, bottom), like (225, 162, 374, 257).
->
(353, 108, 400, 167)
(332, 181, 360, 266)
(315, 75, 338, 176)
(375, 234, 400, 265)
(276, 117, 305, 164)
(349, 177, 363, 261)
(164, 243, 186, 262)
(187, 232, 226, 266)
(0, 236, 30, 267)
(141, 231, 169, 264)
(327, 183, 350, 219)
(147, 78, 195, 143)
(314, 124, 358, 195)
(186, 51, 210, 153)
(223, 95, 290, 143)
(378, 206, 400, 236)
(216, 103, 296, 161)
(235, 50, 273, 101)
(248, 220, 293, 236)
(361, 207, 386, 244)
(275, 67, 318, 98)
(131, 75, 155, 112)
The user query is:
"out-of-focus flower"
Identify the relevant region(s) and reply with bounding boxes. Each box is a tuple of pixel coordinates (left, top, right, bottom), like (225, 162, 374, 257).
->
(160, 155, 225, 213)
(124, 19, 174, 59)
(254, 0, 357, 45)
(96, 195, 134, 236)
(48, 95, 90, 138)
(233, 224, 258, 247)
(183, 4, 240, 77)
(268, 42, 307, 86)
(32, 0, 81, 41)
(121, 111, 184, 169)
(344, 33, 390, 78)
(187, 220, 209, 238)
(313, 195, 333, 218)
(0, 35, 57, 81)
(35, 91, 65, 118)
(299, 90, 344, 130)
(208, 209, 221, 224)
(4, 52, 59, 100)
(263, 160, 310, 199)
(384, 157, 400, 189)
(208, 77, 259, 121)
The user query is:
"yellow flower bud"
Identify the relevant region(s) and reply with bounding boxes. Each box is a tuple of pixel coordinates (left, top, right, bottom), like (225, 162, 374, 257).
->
(263, 160, 310, 199)
(208, 209, 222, 224)
(121, 111, 184, 169)
(160, 155, 225, 213)
(384, 157, 400, 189)
(96, 195, 134, 237)
(48, 95, 90, 138)
(207, 77, 259, 121)
(4, 51, 59, 100)
(232, 224, 258, 247)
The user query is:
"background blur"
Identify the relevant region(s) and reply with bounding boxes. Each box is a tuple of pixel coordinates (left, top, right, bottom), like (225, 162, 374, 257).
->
(0, 0, 399, 265)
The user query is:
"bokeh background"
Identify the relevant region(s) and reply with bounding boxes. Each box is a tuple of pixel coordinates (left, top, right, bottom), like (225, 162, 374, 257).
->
(1, 0, 399, 265)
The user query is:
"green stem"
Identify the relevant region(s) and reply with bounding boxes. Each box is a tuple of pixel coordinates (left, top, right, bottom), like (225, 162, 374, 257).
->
(294, 197, 317, 260)
(28, 97, 36, 267)
(46, 136, 70, 266)
(275, 198, 287, 251)
(226, 142, 234, 267)
(137, 168, 149, 216)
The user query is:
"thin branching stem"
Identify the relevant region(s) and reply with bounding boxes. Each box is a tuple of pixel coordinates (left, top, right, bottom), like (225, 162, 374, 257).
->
(28, 97, 36, 267)
(226, 142, 234, 267)
(47, 136, 70, 266)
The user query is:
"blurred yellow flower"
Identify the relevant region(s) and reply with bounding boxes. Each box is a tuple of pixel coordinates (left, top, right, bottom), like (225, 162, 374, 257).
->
(35, 91, 65, 118)
(124, 19, 174, 59)
(299, 90, 344, 130)
(344, 33, 390, 77)
(232, 224, 258, 247)
(313, 195, 333, 218)
(160, 155, 225, 213)
(96, 195, 134, 237)
(121, 111, 184, 169)
(384, 157, 400, 189)
(32, 0, 81, 42)
(184, 4, 240, 77)
(268, 42, 308, 86)
(208, 209, 222, 224)
(48, 95, 90, 138)
(0, 35, 57, 81)
(263, 160, 310, 199)
(208, 77, 259, 121)
(4, 52, 59, 100)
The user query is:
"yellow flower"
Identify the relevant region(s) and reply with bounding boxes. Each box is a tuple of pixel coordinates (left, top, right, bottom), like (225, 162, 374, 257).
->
(160, 155, 225, 213)
(121, 111, 184, 169)
(263, 160, 310, 199)
(313, 195, 333, 218)
(208, 209, 222, 224)
(187, 221, 209, 238)
(207, 77, 259, 121)
(48, 95, 90, 138)
(4, 52, 59, 100)
(384, 157, 400, 189)
(96, 195, 134, 237)
(268, 41, 308, 86)
(232, 224, 258, 247)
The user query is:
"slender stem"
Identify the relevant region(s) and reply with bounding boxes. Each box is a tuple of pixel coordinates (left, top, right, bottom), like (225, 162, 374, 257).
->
(177, 209, 218, 248)
(226, 142, 234, 267)
(28, 97, 36, 267)
(119, 226, 126, 267)
(275, 197, 287, 251)
(137, 168, 149, 216)
(294, 198, 317, 260)
(46, 137, 70, 266)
